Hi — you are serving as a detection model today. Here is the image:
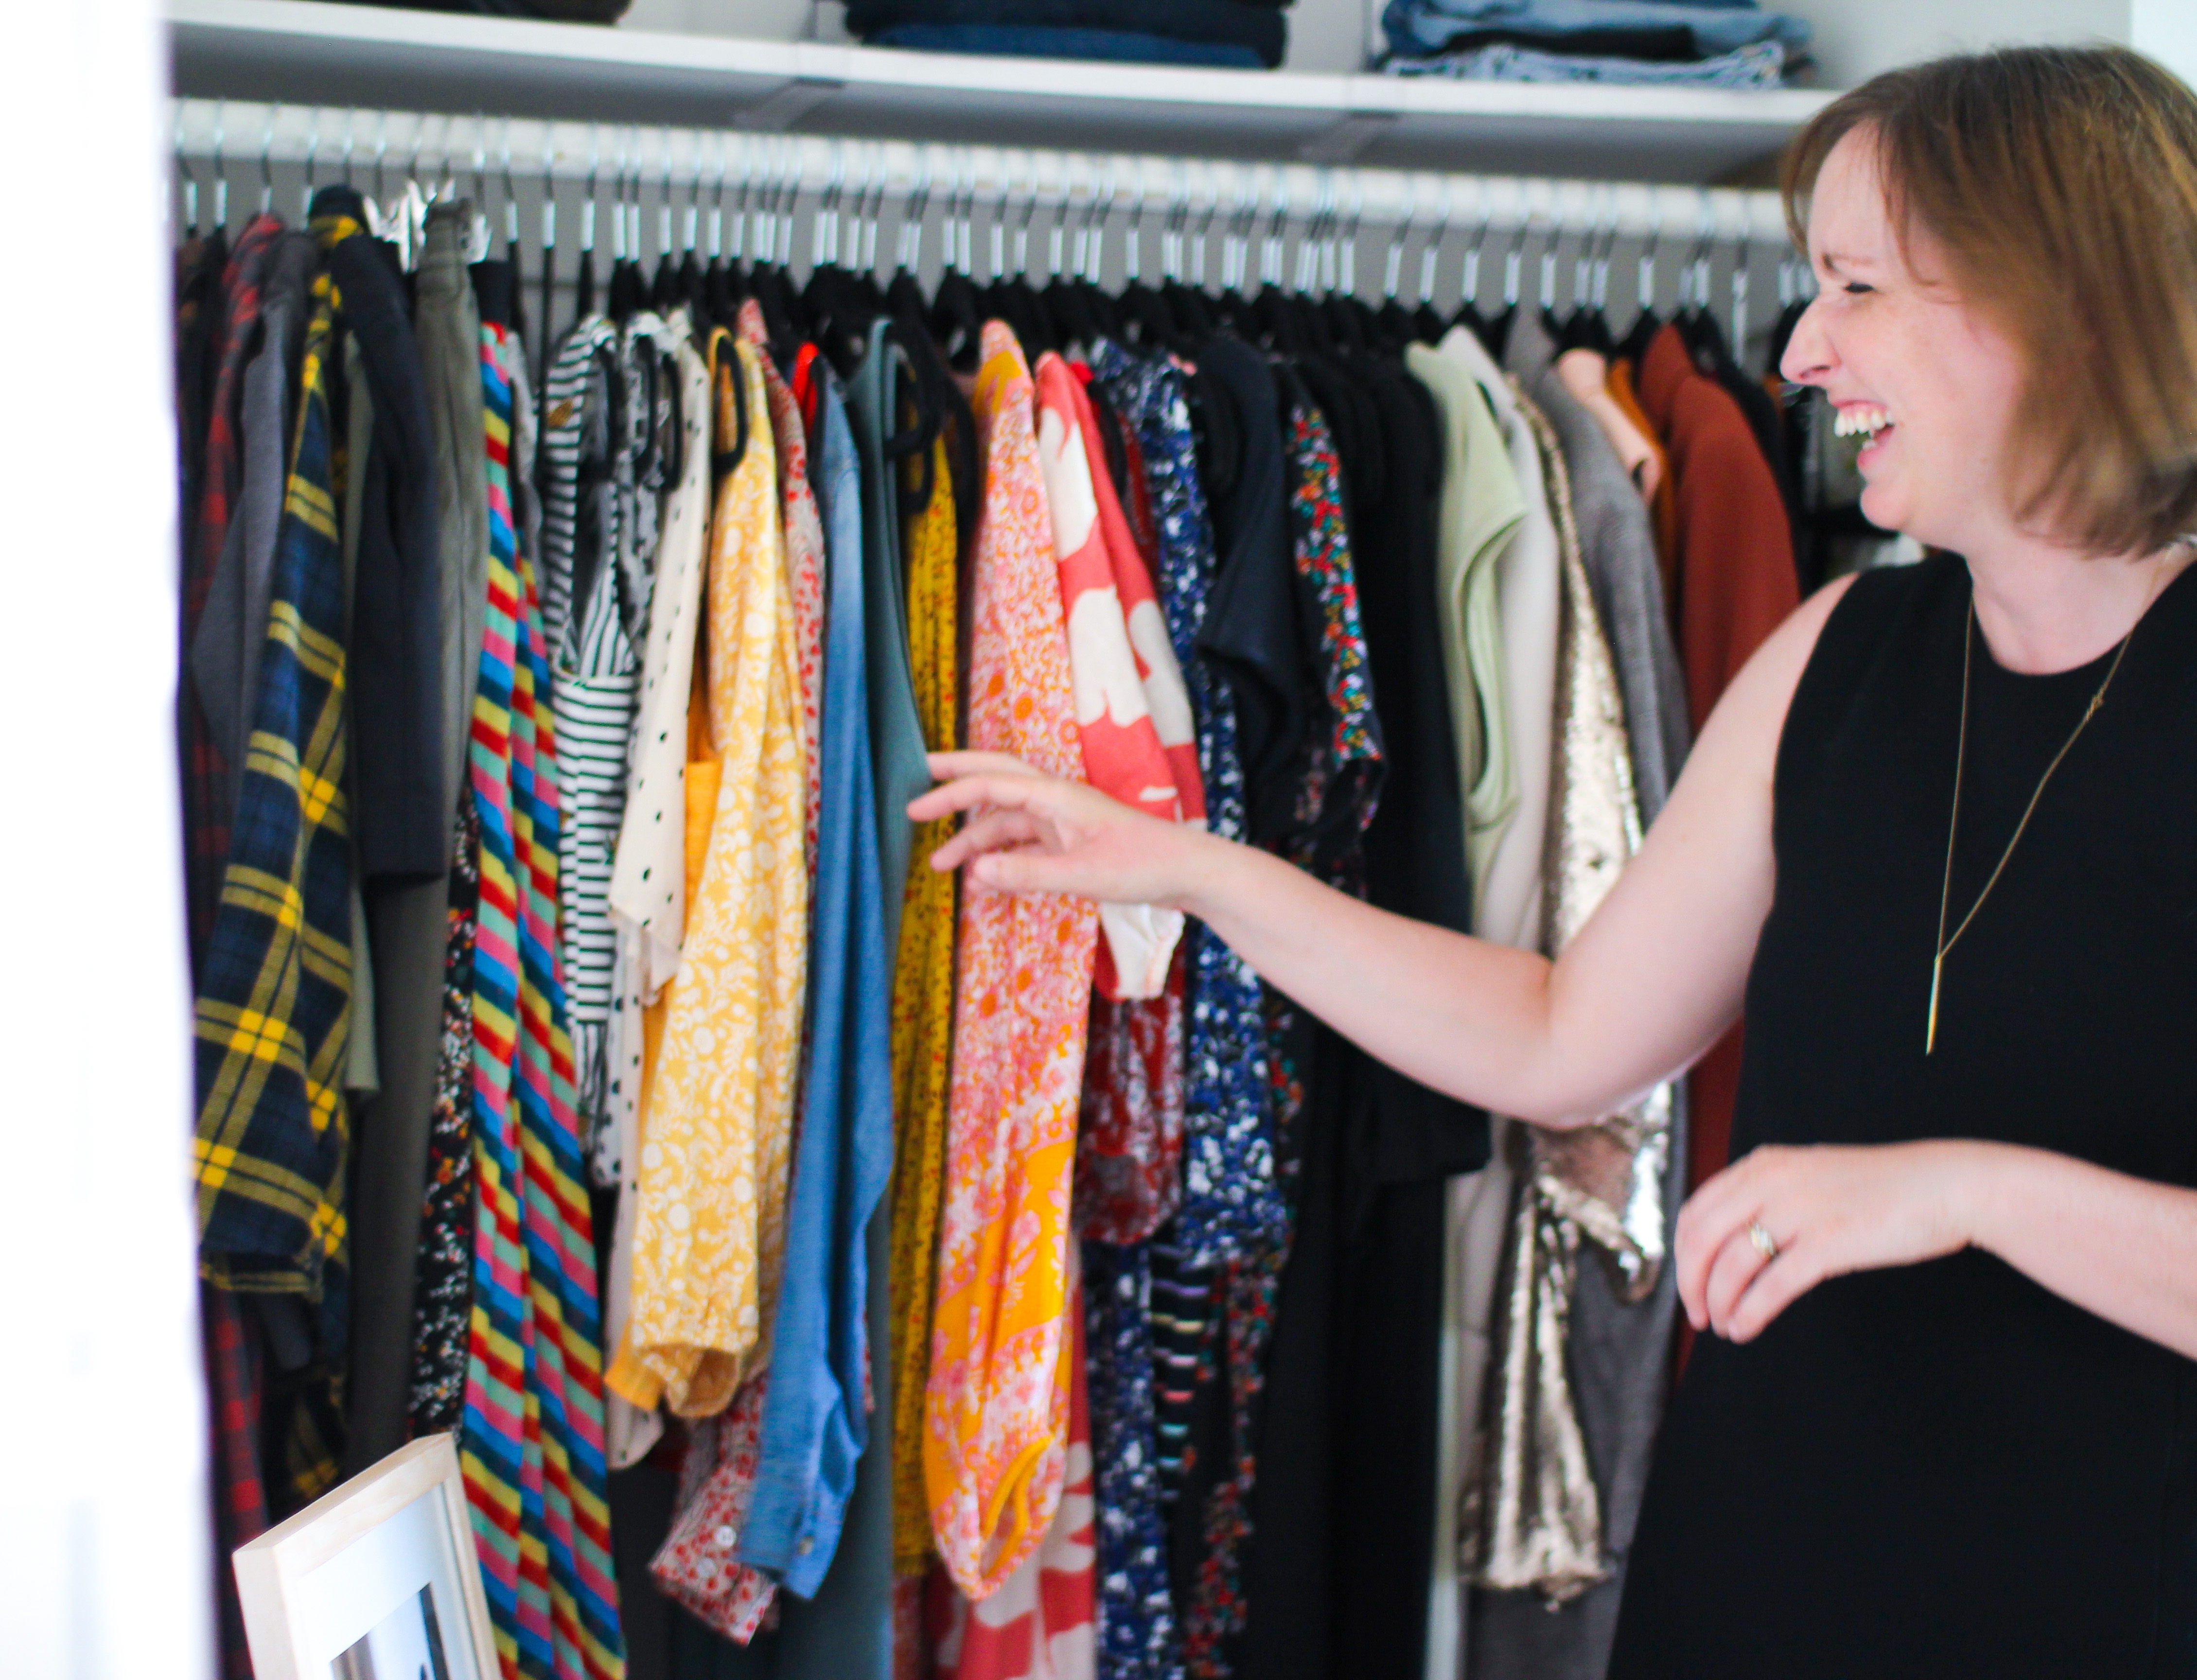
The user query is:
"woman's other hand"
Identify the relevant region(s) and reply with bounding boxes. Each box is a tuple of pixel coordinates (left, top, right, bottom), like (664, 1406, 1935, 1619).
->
(909, 750, 1217, 907)
(1676, 1139, 1986, 1343)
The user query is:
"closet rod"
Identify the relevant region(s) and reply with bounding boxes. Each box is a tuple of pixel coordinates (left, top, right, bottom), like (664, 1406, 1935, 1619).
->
(168, 98, 1793, 249)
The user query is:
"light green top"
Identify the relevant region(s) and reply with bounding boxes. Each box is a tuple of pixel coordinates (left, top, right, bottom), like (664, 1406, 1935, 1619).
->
(1406, 337, 1527, 926)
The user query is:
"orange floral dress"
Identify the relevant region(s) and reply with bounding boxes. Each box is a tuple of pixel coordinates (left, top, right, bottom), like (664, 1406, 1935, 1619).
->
(923, 323, 1099, 1600)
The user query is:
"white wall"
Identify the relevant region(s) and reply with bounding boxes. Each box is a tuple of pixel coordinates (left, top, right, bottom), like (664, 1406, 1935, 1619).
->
(1777, 0, 2130, 88)
(2133, 0, 2197, 87)
(1, 1, 210, 1677)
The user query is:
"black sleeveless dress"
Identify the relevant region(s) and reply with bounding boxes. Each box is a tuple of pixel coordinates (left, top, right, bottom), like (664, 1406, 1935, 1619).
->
(1608, 555, 2197, 1678)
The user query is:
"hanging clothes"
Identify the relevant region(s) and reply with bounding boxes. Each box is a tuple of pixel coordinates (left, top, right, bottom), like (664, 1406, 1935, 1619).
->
(932, 1279, 1100, 1680)
(539, 314, 637, 1157)
(457, 313, 623, 1680)
(626, 332, 806, 1421)
(183, 213, 280, 957)
(850, 318, 936, 965)
(1463, 395, 1669, 1608)
(733, 359, 895, 1599)
(926, 322, 1100, 1602)
(601, 314, 715, 1455)
(1398, 332, 1526, 1680)
(1290, 350, 1488, 1680)
(1088, 344, 1282, 1273)
(1032, 349, 1190, 999)
(740, 299, 828, 890)
(409, 799, 481, 1438)
(320, 188, 447, 889)
(1441, 329, 1558, 946)
(1061, 348, 1205, 1254)
(1222, 378, 1387, 1680)
(1462, 311, 1689, 1680)
(191, 217, 352, 1515)
(641, 313, 842, 1658)
(889, 427, 963, 1577)
(348, 200, 480, 1476)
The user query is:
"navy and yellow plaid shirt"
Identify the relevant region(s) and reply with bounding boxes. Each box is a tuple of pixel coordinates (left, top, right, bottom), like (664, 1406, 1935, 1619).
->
(191, 223, 360, 1510)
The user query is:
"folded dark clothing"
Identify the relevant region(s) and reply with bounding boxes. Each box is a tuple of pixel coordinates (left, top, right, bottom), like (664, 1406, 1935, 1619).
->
(315, 0, 633, 19)
(867, 22, 1271, 65)
(853, 0, 1285, 63)
(1408, 23, 1698, 58)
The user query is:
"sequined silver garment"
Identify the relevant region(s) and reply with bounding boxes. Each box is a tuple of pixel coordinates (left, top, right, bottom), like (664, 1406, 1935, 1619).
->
(1463, 394, 1673, 1604)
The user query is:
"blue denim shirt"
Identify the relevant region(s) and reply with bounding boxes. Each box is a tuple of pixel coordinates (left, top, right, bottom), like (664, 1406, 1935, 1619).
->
(735, 365, 896, 1600)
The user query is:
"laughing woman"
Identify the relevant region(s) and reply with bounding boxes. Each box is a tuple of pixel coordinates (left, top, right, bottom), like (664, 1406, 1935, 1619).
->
(914, 46, 2197, 1678)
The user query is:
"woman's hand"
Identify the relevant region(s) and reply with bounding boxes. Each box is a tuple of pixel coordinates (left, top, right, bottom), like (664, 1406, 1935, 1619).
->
(909, 750, 1218, 907)
(1676, 1140, 1988, 1343)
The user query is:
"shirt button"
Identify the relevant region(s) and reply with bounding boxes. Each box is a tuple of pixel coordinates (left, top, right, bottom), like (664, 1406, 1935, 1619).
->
(797, 1537, 814, 1556)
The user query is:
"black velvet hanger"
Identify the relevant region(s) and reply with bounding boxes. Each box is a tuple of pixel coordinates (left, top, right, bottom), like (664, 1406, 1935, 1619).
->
(1373, 295, 1418, 353)
(1115, 276, 1181, 352)
(1323, 290, 1375, 356)
(747, 262, 803, 366)
(928, 266, 984, 370)
(887, 310, 981, 557)
(1618, 283, 1664, 363)
(1162, 278, 1216, 340)
(805, 261, 881, 378)
(650, 244, 682, 315)
(573, 239, 597, 324)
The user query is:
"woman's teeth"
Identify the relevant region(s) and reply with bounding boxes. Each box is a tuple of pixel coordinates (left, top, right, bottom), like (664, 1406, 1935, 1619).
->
(1833, 405, 1892, 440)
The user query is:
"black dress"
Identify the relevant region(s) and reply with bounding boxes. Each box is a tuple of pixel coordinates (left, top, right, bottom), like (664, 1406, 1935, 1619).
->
(1609, 554, 2197, 1678)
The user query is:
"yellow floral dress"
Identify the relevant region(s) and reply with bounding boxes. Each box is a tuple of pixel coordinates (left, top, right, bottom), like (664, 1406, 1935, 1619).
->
(621, 335, 808, 1418)
(889, 429, 961, 1575)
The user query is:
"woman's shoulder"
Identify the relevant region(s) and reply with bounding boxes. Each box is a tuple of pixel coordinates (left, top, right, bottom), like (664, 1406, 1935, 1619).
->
(1783, 553, 1966, 699)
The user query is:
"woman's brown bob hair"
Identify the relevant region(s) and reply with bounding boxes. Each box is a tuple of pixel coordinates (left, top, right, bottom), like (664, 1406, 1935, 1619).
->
(1782, 45, 2197, 556)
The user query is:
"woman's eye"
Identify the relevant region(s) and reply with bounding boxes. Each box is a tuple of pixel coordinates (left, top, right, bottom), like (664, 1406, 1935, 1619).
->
(1842, 281, 1876, 296)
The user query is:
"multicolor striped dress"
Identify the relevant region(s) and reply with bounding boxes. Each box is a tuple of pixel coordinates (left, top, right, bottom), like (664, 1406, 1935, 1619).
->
(459, 317, 624, 1680)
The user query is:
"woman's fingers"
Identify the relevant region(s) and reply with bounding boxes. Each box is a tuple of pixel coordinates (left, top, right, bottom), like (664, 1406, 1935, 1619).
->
(1701, 1224, 1770, 1336)
(928, 810, 1047, 873)
(927, 749, 1039, 781)
(1724, 1241, 1825, 1343)
(1676, 1184, 1750, 1330)
(968, 845, 1085, 896)
(909, 772, 1037, 824)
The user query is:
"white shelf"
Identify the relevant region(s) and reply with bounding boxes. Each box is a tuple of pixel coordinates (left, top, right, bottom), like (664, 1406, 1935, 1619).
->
(168, 0, 1834, 183)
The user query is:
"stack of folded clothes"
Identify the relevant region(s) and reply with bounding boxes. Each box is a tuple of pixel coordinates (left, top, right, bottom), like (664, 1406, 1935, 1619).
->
(846, 0, 1289, 69)
(1380, 0, 1811, 86)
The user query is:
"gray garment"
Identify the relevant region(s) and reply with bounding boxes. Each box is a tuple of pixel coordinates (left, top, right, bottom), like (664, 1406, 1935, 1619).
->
(343, 337, 382, 1098)
(343, 876, 448, 1474)
(346, 227, 489, 1473)
(1462, 311, 1693, 1680)
(844, 323, 931, 974)
(1507, 312, 1688, 816)
(417, 202, 489, 840)
(191, 230, 317, 819)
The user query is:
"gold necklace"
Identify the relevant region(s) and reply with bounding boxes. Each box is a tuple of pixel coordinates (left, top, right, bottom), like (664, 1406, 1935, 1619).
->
(1926, 586, 2152, 1054)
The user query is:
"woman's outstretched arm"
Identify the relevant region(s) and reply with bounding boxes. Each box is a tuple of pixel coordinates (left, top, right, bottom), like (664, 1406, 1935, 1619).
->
(911, 577, 1853, 1128)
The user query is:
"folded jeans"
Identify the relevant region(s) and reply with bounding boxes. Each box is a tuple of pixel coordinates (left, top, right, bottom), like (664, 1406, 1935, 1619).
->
(1381, 0, 1810, 59)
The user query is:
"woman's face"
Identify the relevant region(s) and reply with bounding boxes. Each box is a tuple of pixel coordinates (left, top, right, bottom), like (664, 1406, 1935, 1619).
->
(1780, 128, 2029, 553)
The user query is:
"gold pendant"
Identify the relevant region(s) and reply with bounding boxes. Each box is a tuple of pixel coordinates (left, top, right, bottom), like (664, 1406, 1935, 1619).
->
(1926, 952, 1943, 1055)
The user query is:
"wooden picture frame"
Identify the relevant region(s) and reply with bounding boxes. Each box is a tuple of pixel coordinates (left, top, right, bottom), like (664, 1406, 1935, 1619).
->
(232, 1433, 499, 1680)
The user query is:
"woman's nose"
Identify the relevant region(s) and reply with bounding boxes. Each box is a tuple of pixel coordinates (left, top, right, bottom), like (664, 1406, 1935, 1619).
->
(1780, 294, 1837, 387)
